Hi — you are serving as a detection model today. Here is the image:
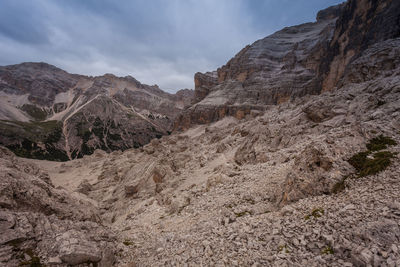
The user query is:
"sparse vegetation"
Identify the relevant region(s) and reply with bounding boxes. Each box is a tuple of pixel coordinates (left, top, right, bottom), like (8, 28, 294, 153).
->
(19, 256, 43, 267)
(321, 246, 334, 255)
(358, 151, 396, 177)
(234, 211, 249, 217)
(0, 120, 61, 140)
(0, 120, 68, 161)
(348, 151, 371, 172)
(123, 240, 134, 246)
(19, 249, 44, 267)
(348, 135, 397, 177)
(332, 135, 398, 193)
(366, 135, 397, 151)
(278, 244, 290, 253)
(376, 100, 386, 107)
(305, 207, 324, 220)
(20, 104, 48, 121)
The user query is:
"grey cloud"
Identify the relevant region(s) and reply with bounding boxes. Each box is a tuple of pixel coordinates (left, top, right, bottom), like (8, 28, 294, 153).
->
(0, 1, 49, 44)
(0, 0, 343, 92)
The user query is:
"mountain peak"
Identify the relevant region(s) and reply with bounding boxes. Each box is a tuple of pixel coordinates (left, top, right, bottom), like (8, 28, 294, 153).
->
(316, 2, 346, 21)
(2, 62, 67, 73)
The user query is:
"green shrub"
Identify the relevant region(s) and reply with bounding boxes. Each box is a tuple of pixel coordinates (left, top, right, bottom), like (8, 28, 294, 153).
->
(321, 246, 334, 255)
(123, 240, 133, 246)
(348, 150, 396, 177)
(347, 135, 397, 177)
(234, 211, 248, 217)
(348, 151, 371, 172)
(358, 151, 396, 177)
(19, 249, 44, 267)
(366, 135, 397, 151)
(305, 208, 324, 220)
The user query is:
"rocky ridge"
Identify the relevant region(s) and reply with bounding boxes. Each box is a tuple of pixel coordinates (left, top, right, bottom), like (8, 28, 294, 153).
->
(175, 0, 400, 130)
(0, 62, 193, 161)
(0, 146, 125, 266)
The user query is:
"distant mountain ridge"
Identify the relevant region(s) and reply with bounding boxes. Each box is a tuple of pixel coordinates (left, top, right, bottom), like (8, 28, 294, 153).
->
(0, 62, 193, 160)
(2, 0, 400, 160)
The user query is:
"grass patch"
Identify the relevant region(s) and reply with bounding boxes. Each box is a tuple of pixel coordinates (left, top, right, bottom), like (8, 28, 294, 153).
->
(234, 211, 249, 217)
(123, 240, 133, 246)
(20, 104, 48, 121)
(347, 135, 397, 177)
(348, 135, 397, 178)
(305, 208, 324, 220)
(349, 150, 395, 177)
(366, 135, 397, 151)
(19, 248, 44, 267)
(278, 244, 290, 253)
(0, 120, 61, 141)
(358, 151, 396, 177)
(348, 151, 371, 172)
(321, 246, 334, 255)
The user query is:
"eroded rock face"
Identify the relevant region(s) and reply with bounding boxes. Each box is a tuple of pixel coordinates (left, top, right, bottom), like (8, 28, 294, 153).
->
(0, 147, 119, 266)
(193, 71, 218, 104)
(321, 0, 400, 91)
(175, 0, 400, 129)
(0, 63, 194, 160)
(341, 38, 400, 85)
(175, 5, 341, 129)
(175, 104, 265, 130)
(278, 145, 350, 205)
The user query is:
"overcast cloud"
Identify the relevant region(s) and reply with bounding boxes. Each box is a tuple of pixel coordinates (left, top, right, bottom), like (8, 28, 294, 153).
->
(0, 0, 343, 92)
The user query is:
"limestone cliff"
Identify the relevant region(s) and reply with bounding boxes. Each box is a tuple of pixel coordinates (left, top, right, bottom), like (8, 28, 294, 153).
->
(175, 0, 400, 129)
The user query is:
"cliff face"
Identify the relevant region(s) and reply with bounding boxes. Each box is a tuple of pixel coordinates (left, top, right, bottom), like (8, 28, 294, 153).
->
(0, 147, 119, 266)
(321, 0, 400, 91)
(175, 0, 400, 130)
(0, 62, 193, 160)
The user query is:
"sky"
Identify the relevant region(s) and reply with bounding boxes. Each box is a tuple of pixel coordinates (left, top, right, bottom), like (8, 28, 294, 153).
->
(0, 0, 344, 93)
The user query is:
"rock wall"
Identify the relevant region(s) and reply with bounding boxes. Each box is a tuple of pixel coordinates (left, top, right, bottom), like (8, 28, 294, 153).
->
(175, 0, 400, 129)
(0, 147, 119, 266)
(321, 0, 400, 91)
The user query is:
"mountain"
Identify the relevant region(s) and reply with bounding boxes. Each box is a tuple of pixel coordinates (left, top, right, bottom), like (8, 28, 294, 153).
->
(2, 36, 399, 265)
(175, 0, 400, 130)
(1, 0, 400, 266)
(0, 62, 193, 161)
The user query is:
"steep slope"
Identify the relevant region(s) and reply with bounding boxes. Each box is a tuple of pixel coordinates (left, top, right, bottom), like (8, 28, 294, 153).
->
(19, 36, 400, 266)
(0, 147, 123, 266)
(175, 0, 400, 129)
(0, 63, 193, 160)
